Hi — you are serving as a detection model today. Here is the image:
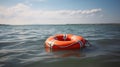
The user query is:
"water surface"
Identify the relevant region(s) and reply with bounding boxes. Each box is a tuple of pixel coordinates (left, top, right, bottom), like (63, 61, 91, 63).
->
(0, 24, 120, 67)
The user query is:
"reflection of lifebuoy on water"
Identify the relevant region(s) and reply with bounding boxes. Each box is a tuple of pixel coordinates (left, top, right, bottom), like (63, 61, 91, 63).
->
(58, 51, 81, 57)
(45, 49, 85, 58)
(45, 34, 87, 51)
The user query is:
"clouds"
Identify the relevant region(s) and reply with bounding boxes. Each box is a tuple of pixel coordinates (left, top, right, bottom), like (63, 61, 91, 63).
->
(0, 3, 29, 17)
(53, 9, 102, 15)
(0, 3, 102, 25)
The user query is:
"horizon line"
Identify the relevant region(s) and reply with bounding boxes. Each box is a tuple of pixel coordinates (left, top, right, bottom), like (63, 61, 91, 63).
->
(0, 23, 120, 25)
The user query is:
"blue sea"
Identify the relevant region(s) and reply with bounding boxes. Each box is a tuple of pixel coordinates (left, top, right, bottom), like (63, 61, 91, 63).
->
(0, 24, 120, 67)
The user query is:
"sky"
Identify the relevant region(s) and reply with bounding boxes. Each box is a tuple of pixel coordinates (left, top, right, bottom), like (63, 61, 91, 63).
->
(0, 0, 120, 25)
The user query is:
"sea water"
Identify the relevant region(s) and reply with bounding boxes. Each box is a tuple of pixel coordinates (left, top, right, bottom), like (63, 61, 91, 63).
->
(0, 24, 120, 67)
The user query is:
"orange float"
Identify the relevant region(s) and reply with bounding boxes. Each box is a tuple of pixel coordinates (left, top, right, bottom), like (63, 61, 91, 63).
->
(45, 34, 86, 51)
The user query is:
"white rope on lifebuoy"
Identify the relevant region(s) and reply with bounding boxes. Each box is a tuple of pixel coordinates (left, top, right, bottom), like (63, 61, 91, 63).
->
(54, 40, 83, 48)
(54, 41, 77, 48)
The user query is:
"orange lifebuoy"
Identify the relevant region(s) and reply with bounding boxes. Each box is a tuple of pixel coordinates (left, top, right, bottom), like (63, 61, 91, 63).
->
(45, 34, 86, 51)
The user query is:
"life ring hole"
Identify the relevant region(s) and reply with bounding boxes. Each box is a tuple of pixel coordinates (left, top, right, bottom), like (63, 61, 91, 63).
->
(54, 36, 71, 41)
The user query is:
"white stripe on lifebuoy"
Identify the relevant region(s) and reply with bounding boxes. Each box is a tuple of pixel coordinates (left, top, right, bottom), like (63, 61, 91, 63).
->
(77, 40, 83, 48)
(48, 40, 56, 48)
(63, 34, 67, 40)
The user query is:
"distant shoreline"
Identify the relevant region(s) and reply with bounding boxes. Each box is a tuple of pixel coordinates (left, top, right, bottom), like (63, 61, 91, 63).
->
(0, 24, 11, 26)
(0, 23, 120, 26)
